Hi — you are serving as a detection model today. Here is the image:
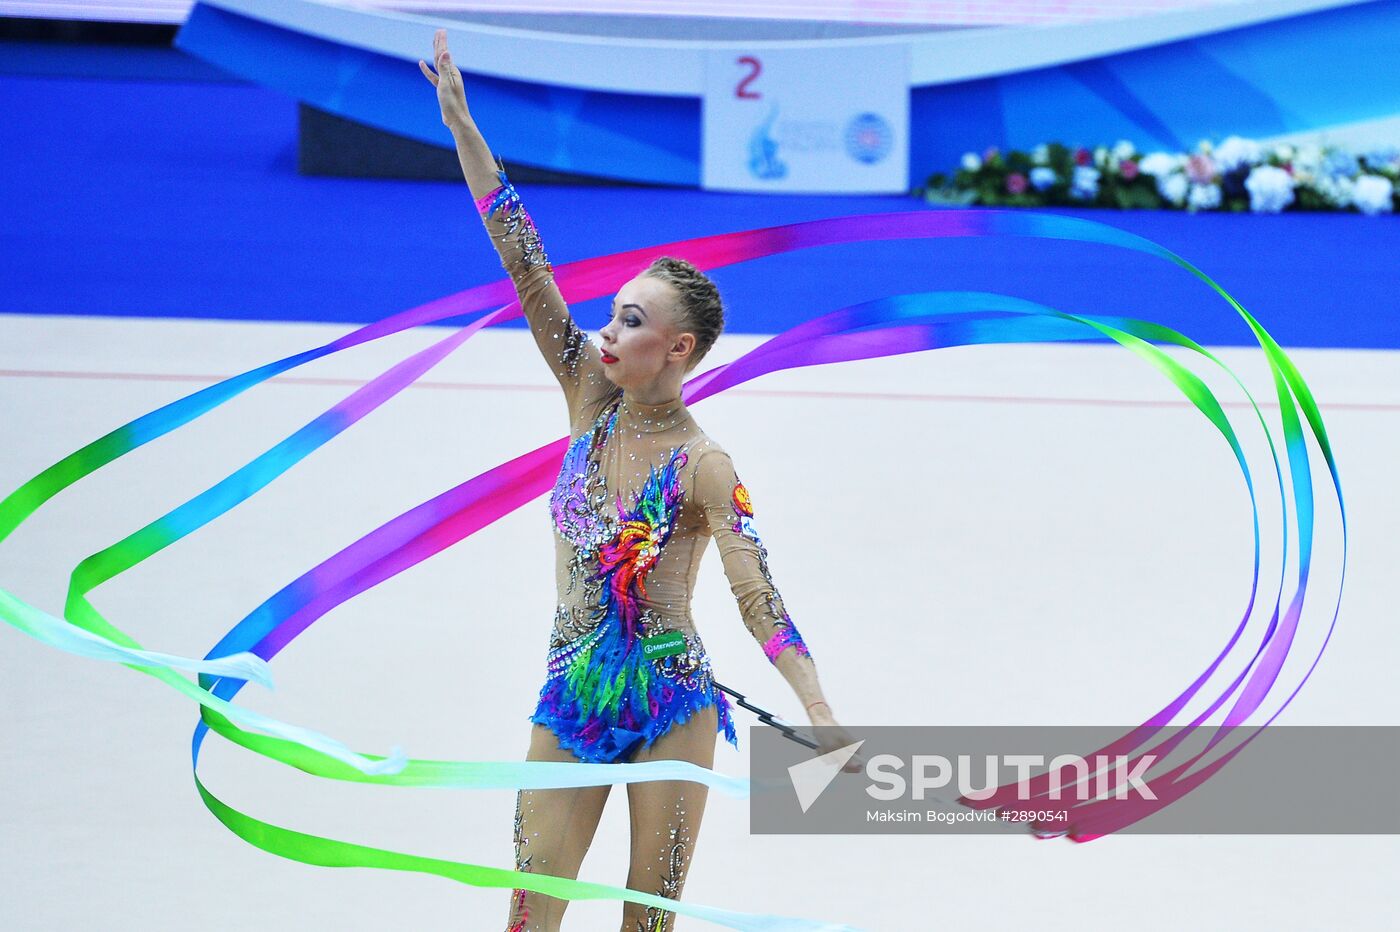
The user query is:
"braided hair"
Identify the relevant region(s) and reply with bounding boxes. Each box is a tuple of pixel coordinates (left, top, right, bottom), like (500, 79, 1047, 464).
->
(643, 256, 725, 372)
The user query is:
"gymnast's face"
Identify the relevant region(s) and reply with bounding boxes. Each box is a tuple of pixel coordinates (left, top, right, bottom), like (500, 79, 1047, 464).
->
(597, 275, 696, 388)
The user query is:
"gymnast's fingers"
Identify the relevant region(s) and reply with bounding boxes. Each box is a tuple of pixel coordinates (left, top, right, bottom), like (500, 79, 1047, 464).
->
(418, 59, 438, 86)
(434, 28, 451, 69)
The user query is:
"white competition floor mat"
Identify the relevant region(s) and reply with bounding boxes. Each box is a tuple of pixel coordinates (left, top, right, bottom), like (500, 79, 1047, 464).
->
(2, 313, 1396, 930)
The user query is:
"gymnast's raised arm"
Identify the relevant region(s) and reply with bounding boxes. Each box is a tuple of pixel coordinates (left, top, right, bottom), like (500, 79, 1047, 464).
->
(419, 29, 607, 424)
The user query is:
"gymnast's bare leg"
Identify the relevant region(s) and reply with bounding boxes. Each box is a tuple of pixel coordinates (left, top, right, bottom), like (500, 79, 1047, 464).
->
(505, 724, 612, 932)
(620, 705, 719, 932)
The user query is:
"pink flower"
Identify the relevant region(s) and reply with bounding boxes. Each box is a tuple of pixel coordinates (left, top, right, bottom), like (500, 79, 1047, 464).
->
(1120, 159, 1139, 180)
(1006, 172, 1028, 194)
(1074, 147, 1091, 166)
(1186, 153, 1217, 184)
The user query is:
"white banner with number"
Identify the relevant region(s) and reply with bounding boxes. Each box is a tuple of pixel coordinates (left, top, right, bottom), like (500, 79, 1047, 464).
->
(702, 44, 909, 194)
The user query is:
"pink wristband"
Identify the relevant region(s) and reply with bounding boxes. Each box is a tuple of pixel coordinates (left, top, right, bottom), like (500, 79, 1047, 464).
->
(474, 184, 506, 216)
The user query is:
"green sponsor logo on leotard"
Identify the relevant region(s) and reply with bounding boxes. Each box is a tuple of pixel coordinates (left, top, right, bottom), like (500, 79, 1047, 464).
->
(641, 631, 686, 659)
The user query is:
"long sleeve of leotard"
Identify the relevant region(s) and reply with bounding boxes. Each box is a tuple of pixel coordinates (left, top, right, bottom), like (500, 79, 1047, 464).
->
(694, 448, 813, 667)
(473, 163, 607, 420)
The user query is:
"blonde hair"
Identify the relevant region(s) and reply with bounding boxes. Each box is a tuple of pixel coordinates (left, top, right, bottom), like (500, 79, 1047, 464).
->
(643, 255, 725, 372)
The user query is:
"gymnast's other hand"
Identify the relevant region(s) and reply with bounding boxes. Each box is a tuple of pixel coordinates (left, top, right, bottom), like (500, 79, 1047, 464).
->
(809, 705, 865, 774)
(418, 28, 472, 131)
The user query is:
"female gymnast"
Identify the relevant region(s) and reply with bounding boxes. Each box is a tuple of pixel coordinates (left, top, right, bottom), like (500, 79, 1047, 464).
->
(420, 29, 857, 931)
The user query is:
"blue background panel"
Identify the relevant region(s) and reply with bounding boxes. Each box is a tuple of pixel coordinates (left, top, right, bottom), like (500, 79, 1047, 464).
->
(1, 58, 1396, 350)
(173, 2, 1400, 187)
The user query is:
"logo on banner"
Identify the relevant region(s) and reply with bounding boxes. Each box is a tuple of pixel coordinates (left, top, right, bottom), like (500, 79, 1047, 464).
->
(844, 112, 893, 165)
(747, 102, 788, 181)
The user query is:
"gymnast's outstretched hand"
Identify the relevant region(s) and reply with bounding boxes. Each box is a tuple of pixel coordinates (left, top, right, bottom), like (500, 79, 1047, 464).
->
(418, 28, 472, 131)
(810, 706, 866, 774)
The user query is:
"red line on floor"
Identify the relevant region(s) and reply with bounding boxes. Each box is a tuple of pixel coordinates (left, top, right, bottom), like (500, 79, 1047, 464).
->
(1, 367, 1396, 410)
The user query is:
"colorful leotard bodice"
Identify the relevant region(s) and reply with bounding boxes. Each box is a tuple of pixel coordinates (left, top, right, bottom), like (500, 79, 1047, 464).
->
(474, 165, 813, 763)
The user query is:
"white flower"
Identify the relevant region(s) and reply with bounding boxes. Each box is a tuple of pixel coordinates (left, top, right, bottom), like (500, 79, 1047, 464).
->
(1071, 165, 1101, 200)
(1196, 138, 1214, 154)
(1352, 174, 1395, 215)
(1111, 139, 1136, 161)
(1093, 145, 1108, 166)
(1291, 143, 1322, 184)
(1272, 143, 1295, 162)
(961, 152, 982, 172)
(1029, 166, 1058, 191)
(1244, 165, 1295, 213)
(1321, 148, 1359, 178)
(1156, 171, 1189, 206)
(1215, 135, 1262, 173)
(1312, 173, 1355, 208)
(1032, 144, 1049, 165)
(1294, 143, 1324, 173)
(1138, 152, 1179, 178)
(1188, 183, 1221, 210)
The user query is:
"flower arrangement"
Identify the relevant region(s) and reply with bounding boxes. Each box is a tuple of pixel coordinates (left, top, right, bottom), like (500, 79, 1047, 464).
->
(917, 137, 1399, 215)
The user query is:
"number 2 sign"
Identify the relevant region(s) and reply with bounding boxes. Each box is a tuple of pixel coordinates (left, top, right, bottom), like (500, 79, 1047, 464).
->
(703, 45, 908, 193)
(735, 56, 762, 99)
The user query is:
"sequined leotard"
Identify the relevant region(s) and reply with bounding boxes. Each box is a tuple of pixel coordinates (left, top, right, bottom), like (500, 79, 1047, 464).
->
(475, 168, 812, 764)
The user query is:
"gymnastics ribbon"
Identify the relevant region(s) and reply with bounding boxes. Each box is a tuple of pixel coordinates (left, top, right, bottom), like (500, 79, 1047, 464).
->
(194, 236, 1332, 845)
(5, 295, 1310, 912)
(0, 209, 1344, 927)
